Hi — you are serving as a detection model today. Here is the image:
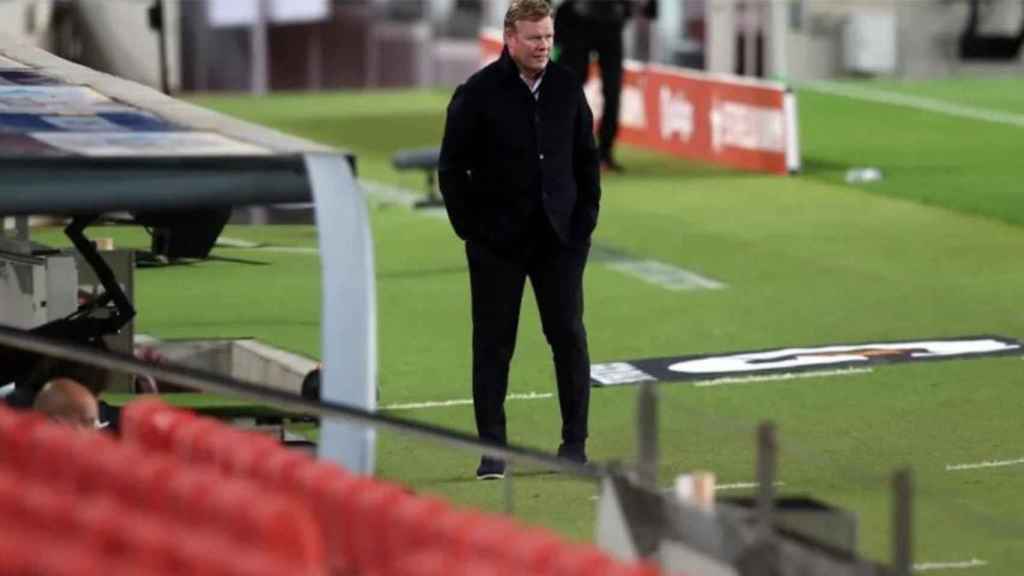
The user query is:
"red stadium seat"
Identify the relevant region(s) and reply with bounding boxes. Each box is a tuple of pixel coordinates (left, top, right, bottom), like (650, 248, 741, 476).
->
(544, 544, 618, 576)
(380, 493, 452, 562)
(501, 529, 565, 574)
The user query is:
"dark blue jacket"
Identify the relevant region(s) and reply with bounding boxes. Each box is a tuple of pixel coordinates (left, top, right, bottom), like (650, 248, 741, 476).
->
(439, 49, 600, 254)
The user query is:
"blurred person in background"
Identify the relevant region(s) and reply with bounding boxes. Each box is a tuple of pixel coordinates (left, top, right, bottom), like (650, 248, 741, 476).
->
(439, 0, 601, 480)
(555, 0, 656, 172)
(32, 377, 102, 431)
(6, 356, 119, 432)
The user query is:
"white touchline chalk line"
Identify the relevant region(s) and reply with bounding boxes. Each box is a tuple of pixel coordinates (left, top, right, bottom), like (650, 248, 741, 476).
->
(590, 481, 785, 501)
(692, 367, 873, 388)
(946, 457, 1024, 471)
(216, 236, 262, 248)
(717, 481, 785, 491)
(804, 81, 1024, 129)
(361, 180, 727, 293)
(604, 260, 727, 291)
(382, 391, 553, 411)
(217, 236, 319, 254)
(914, 558, 988, 572)
(383, 369, 871, 411)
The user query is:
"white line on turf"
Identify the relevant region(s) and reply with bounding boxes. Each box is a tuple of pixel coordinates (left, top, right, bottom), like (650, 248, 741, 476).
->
(914, 558, 988, 572)
(605, 260, 726, 291)
(804, 81, 1024, 129)
(216, 237, 262, 248)
(590, 481, 785, 501)
(717, 481, 785, 491)
(692, 367, 873, 388)
(946, 457, 1024, 472)
(381, 391, 553, 411)
(360, 180, 726, 293)
(248, 246, 320, 254)
(380, 370, 869, 412)
(215, 237, 320, 255)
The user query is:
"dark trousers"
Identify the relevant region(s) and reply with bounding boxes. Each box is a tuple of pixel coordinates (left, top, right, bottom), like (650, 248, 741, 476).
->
(558, 18, 624, 162)
(466, 213, 591, 449)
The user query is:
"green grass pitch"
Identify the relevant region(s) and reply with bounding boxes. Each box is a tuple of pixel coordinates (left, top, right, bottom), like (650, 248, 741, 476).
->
(33, 76, 1024, 572)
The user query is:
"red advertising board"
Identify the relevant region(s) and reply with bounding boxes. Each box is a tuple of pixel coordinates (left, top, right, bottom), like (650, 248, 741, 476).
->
(480, 30, 800, 175)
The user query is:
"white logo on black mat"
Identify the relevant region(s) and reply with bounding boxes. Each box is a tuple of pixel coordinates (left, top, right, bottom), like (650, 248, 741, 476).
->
(591, 362, 656, 386)
(668, 338, 1020, 376)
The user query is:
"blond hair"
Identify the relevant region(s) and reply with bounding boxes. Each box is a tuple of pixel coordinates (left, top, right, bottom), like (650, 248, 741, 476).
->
(504, 0, 553, 32)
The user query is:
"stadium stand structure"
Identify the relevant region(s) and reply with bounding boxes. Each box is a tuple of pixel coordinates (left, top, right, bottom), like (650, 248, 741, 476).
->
(0, 34, 375, 474)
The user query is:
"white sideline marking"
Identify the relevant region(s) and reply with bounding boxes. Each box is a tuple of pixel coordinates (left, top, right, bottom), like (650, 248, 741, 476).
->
(216, 236, 262, 248)
(717, 481, 784, 491)
(380, 370, 869, 412)
(693, 367, 872, 388)
(804, 81, 1024, 129)
(362, 179, 725, 293)
(591, 481, 785, 501)
(914, 558, 988, 572)
(605, 260, 726, 291)
(248, 246, 319, 254)
(382, 391, 553, 411)
(360, 179, 422, 207)
(946, 457, 1024, 472)
(216, 237, 320, 255)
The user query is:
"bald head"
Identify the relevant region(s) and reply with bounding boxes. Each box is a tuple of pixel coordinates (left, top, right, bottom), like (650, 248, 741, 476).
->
(33, 377, 99, 430)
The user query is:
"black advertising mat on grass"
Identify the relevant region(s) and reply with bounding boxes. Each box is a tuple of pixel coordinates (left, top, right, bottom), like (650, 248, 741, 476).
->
(590, 335, 1023, 386)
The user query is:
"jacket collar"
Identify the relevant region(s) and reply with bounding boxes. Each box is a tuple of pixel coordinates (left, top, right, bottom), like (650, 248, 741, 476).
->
(498, 47, 520, 80)
(498, 47, 550, 90)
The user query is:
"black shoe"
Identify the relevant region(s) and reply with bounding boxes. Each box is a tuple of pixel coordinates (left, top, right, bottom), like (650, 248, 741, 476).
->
(476, 457, 506, 480)
(557, 442, 588, 464)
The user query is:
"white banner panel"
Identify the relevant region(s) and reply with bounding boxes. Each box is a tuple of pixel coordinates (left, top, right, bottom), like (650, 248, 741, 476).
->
(30, 131, 269, 157)
(0, 86, 131, 114)
(208, 0, 329, 27)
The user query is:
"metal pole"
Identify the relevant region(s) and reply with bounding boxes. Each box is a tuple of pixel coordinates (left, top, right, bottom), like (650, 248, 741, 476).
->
(250, 0, 269, 94)
(14, 216, 29, 242)
(636, 379, 659, 488)
(504, 461, 515, 515)
(892, 468, 913, 576)
(756, 421, 777, 536)
(154, 0, 170, 94)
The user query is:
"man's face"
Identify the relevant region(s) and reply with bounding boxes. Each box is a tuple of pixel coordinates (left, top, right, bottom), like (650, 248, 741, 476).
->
(505, 16, 554, 77)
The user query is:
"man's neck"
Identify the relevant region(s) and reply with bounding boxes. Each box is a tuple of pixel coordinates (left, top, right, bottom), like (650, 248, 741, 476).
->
(517, 64, 545, 83)
(519, 68, 542, 82)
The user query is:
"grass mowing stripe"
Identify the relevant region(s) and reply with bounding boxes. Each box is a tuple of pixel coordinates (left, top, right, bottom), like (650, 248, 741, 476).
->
(804, 81, 1024, 128)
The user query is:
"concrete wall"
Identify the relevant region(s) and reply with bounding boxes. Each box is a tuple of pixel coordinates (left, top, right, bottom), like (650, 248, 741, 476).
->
(71, 0, 181, 92)
(0, 0, 55, 47)
(706, 0, 1023, 81)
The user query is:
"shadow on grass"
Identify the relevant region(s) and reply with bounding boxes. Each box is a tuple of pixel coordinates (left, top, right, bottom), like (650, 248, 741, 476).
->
(799, 155, 853, 177)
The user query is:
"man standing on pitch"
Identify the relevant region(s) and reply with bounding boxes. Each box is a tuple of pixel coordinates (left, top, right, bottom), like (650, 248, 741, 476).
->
(439, 0, 601, 480)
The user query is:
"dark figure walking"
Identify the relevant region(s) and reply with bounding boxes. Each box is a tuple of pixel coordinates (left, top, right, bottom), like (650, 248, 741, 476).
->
(439, 0, 601, 480)
(555, 0, 631, 171)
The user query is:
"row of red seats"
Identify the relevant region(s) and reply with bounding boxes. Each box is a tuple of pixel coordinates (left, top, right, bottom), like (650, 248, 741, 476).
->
(0, 403, 324, 576)
(121, 399, 666, 576)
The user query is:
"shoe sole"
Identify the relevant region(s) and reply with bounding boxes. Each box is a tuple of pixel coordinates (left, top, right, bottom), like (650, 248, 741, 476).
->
(476, 472, 505, 480)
